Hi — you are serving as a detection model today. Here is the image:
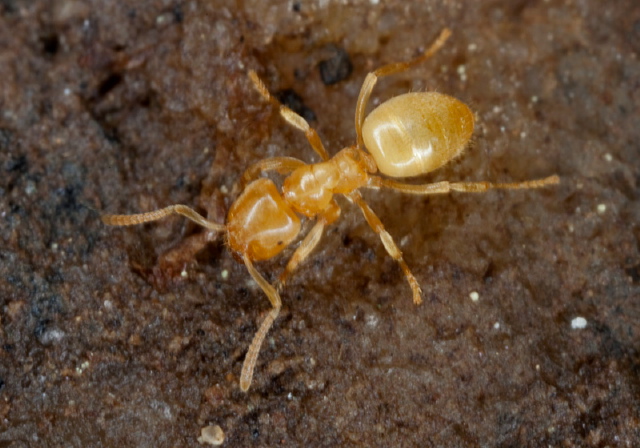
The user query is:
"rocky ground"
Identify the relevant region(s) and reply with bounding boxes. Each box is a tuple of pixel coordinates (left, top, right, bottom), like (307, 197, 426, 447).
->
(1, 0, 639, 446)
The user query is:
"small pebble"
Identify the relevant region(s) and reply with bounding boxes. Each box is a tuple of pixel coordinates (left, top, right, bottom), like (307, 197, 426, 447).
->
(456, 64, 467, 82)
(198, 425, 225, 446)
(571, 316, 587, 329)
(318, 45, 352, 85)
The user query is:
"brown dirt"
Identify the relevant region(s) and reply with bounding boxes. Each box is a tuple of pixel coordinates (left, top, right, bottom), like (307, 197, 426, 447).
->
(1, 1, 639, 446)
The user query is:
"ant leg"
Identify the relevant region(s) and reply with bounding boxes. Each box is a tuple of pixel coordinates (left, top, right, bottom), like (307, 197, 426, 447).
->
(276, 200, 341, 291)
(347, 191, 422, 305)
(240, 254, 282, 392)
(355, 28, 451, 148)
(249, 70, 330, 161)
(240, 156, 306, 190)
(367, 174, 560, 195)
(102, 204, 225, 233)
(277, 219, 326, 291)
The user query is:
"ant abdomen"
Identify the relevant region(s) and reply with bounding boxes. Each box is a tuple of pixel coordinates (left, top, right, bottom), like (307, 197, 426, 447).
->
(362, 92, 474, 178)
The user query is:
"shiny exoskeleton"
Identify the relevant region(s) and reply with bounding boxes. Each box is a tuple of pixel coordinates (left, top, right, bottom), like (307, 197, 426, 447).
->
(102, 28, 559, 392)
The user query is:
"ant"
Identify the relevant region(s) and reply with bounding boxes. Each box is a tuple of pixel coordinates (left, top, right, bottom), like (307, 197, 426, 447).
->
(102, 28, 559, 392)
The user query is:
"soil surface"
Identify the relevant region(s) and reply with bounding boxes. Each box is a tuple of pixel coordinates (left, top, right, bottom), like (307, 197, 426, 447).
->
(1, 1, 639, 446)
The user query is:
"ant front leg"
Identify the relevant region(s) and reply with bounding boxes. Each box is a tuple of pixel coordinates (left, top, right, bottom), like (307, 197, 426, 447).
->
(354, 28, 452, 148)
(276, 201, 341, 291)
(249, 70, 330, 162)
(347, 191, 422, 305)
(239, 156, 306, 190)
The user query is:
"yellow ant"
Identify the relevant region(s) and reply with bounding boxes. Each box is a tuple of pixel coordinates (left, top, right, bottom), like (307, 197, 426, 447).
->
(102, 28, 559, 392)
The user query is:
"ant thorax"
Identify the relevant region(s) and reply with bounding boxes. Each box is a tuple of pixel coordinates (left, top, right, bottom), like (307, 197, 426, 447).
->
(282, 147, 370, 217)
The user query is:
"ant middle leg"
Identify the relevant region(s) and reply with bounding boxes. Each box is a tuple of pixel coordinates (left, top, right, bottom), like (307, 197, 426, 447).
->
(354, 28, 452, 148)
(347, 191, 422, 305)
(249, 70, 330, 162)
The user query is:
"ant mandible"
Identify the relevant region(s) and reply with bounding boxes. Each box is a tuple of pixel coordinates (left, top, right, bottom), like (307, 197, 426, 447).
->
(102, 28, 559, 392)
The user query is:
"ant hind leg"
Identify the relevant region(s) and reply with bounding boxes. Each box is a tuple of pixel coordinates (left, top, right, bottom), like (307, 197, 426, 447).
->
(367, 175, 560, 195)
(354, 28, 452, 148)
